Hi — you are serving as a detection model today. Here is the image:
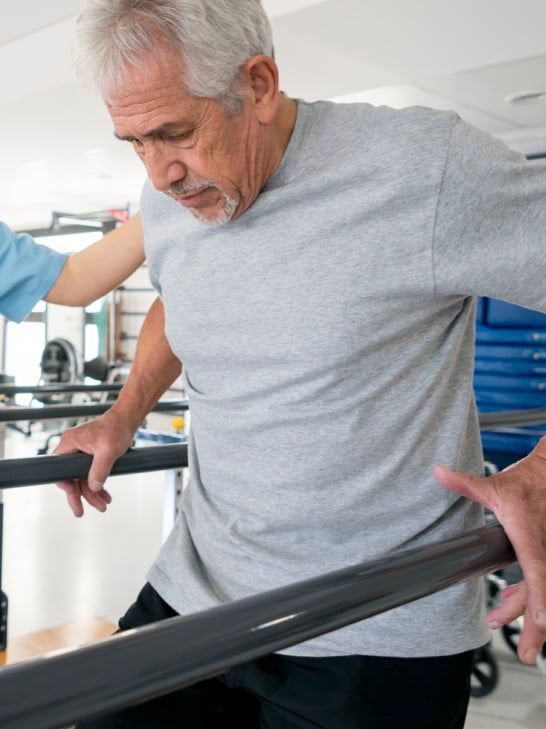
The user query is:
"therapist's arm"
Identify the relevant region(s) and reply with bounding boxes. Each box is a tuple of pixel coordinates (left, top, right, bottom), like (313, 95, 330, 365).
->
(45, 213, 144, 306)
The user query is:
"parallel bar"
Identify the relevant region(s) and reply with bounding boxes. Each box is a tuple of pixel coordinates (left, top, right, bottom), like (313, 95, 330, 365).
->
(0, 400, 189, 423)
(1, 403, 542, 428)
(479, 408, 546, 430)
(0, 384, 123, 396)
(0, 524, 514, 729)
(0, 444, 188, 489)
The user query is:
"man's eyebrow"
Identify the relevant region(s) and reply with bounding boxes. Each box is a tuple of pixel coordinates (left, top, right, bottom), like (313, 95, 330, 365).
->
(114, 122, 192, 142)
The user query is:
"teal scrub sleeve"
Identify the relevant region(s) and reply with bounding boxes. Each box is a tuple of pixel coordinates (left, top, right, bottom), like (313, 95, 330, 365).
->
(0, 222, 68, 322)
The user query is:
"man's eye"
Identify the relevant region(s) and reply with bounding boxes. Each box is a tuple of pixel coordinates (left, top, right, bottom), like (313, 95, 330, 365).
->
(170, 131, 192, 142)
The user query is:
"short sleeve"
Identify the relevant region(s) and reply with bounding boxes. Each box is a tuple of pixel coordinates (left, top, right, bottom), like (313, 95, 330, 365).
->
(0, 222, 68, 322)
(432, 120, 546, 312)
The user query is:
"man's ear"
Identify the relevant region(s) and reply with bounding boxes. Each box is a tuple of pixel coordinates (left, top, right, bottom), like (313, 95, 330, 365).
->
(241, 55, 279, 124)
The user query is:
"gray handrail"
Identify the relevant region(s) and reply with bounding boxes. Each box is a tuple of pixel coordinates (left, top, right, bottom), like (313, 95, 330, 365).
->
(0, 524, 514, 729)
(0, 402, 543, 429)
(0, 444, 188, 488)
(0, 384, 123, 396)
(479, 408, 546, 430)
(0, 400, 189, 423)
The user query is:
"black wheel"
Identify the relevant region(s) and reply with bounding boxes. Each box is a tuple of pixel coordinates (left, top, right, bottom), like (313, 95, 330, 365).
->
(501, 622, 520, 655)
(471, 646, 499, 698)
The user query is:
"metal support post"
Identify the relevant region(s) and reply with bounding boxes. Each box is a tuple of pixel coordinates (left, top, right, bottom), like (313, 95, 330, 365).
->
(162, 468, 185, 542)
(0, 420, 7, 651)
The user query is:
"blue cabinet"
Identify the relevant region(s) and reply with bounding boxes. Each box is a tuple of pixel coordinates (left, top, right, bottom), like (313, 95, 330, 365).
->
(475, 297, 546, 461)
(486, 299, 546, 328)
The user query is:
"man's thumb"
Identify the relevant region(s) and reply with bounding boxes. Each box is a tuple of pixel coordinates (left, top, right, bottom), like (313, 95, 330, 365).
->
(433, 465, 496, 511)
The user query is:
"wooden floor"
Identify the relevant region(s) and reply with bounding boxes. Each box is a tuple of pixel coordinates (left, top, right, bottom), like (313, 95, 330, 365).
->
(0, 618, 115, 666)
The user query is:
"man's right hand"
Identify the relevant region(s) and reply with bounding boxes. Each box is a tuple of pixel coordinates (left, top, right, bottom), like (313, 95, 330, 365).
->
(53, 297, 183, 517)
(53, 409, 136, 517)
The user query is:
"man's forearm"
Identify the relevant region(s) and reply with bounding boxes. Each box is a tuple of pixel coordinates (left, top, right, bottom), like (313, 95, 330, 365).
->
(111, 297, 182, 431)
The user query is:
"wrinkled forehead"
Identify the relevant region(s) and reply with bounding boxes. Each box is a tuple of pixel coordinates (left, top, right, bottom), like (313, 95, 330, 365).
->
(105, 51, 193, 129)
(104, 45, 188, 107)
(106, 62, 226, 143)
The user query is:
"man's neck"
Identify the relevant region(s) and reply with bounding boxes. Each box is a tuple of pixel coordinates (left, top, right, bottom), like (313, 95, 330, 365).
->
(262, 95, 298, 185)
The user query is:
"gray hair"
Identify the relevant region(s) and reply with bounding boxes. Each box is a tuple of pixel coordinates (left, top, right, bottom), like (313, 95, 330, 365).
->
(75, 0, 274, 114)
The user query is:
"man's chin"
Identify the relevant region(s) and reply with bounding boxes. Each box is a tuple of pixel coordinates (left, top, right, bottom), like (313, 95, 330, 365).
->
(189, 208, 232, 226)
(188, 197, 240, 226)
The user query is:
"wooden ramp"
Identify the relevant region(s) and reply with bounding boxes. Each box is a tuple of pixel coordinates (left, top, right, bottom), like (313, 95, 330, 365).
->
(0, 618, 116, 666)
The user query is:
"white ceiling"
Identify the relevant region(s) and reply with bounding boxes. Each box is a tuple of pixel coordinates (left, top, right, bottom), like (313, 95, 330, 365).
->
(0, 0, 81, 45)
(2, 0, 546, 228)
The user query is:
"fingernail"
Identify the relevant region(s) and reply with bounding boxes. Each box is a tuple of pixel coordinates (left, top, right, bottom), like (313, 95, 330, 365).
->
(487, 620, 501, 630)
(536, 609, 546, 628)
(90, 480, 103, 493)
(524, 649, 538, 665)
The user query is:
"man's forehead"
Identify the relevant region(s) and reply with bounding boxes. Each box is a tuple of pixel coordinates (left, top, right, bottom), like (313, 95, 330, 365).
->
(106, 47, 190, 109)
(107, 74, 187, 110)
(106, 72, 197, 137)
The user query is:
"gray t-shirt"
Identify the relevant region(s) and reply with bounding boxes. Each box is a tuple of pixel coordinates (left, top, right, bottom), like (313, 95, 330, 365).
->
(142, 100, 546, 657)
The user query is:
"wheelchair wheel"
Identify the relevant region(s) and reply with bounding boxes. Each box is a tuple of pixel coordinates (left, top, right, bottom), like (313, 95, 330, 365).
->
(471, 646, 499, 698)
(502, 623, 520, 654)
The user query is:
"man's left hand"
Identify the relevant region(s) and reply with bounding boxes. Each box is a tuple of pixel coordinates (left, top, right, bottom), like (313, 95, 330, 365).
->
(434, 441, 546, 666)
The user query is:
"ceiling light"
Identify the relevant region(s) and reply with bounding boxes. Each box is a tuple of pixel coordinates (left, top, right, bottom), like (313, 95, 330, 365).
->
(505, 91, 546, 106)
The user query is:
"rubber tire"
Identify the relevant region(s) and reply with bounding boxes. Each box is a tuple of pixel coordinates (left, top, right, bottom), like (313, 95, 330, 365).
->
(471, 646, 499, 698)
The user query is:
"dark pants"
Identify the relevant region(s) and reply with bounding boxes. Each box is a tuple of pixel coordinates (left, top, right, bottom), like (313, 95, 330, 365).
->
(77, 583, 473, 729)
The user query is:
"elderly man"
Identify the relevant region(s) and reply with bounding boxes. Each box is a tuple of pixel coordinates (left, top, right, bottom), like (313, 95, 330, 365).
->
(59, 1, 546, 727)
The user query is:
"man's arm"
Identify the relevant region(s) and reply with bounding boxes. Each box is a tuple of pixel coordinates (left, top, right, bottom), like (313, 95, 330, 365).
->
(54, 297, 182, 516)
(45, 214, 144, 306)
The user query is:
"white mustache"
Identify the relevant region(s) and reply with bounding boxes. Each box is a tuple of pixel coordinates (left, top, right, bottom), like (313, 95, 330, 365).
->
(167, 180, 218, 197)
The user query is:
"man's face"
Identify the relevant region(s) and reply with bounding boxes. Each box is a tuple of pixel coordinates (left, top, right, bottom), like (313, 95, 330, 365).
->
(107, 52, 261, 225)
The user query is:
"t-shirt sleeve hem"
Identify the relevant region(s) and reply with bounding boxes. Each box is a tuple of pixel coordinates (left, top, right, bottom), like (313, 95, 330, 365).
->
(1, 254, 67, 323)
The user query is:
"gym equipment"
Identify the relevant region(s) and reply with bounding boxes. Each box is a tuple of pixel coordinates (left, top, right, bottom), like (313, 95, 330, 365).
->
(470, 645, 499, 698)
(0, 503, 6, 652)
(3, 337, 129, 451)
(0, 436, 187, 651)
(0, 400, 536, 708)
(35, 336, 127, 405)
(38, 338, 81, 403)
(0, 500, 514, 729)
(479, 409, 546, 429)
(133, 427, 188, 542)
(0, 404, 9, 650)
(0, 400, 189, 423)
(476, 298, 546, 462)
(37, 343, 122, 399)
(0, 384, 123, 397)
(0, 444, 187, 489)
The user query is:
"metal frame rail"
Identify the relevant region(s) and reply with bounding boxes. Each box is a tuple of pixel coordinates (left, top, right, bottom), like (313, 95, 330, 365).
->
(0, 444, 188, 488)
(0, 518, 514, 729)
(0, 411, 532, 727)
(0, 384, 124, 396)
(0, 400, 189, 423)
(0, 401, 542, 428)
(479, 409, 546, 430)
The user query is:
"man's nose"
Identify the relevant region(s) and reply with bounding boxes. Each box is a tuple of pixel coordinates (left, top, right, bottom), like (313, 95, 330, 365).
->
(145, 145, 187, 192)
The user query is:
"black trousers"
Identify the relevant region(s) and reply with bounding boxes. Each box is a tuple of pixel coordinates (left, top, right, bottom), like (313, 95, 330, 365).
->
(77, 583, 474, 729)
